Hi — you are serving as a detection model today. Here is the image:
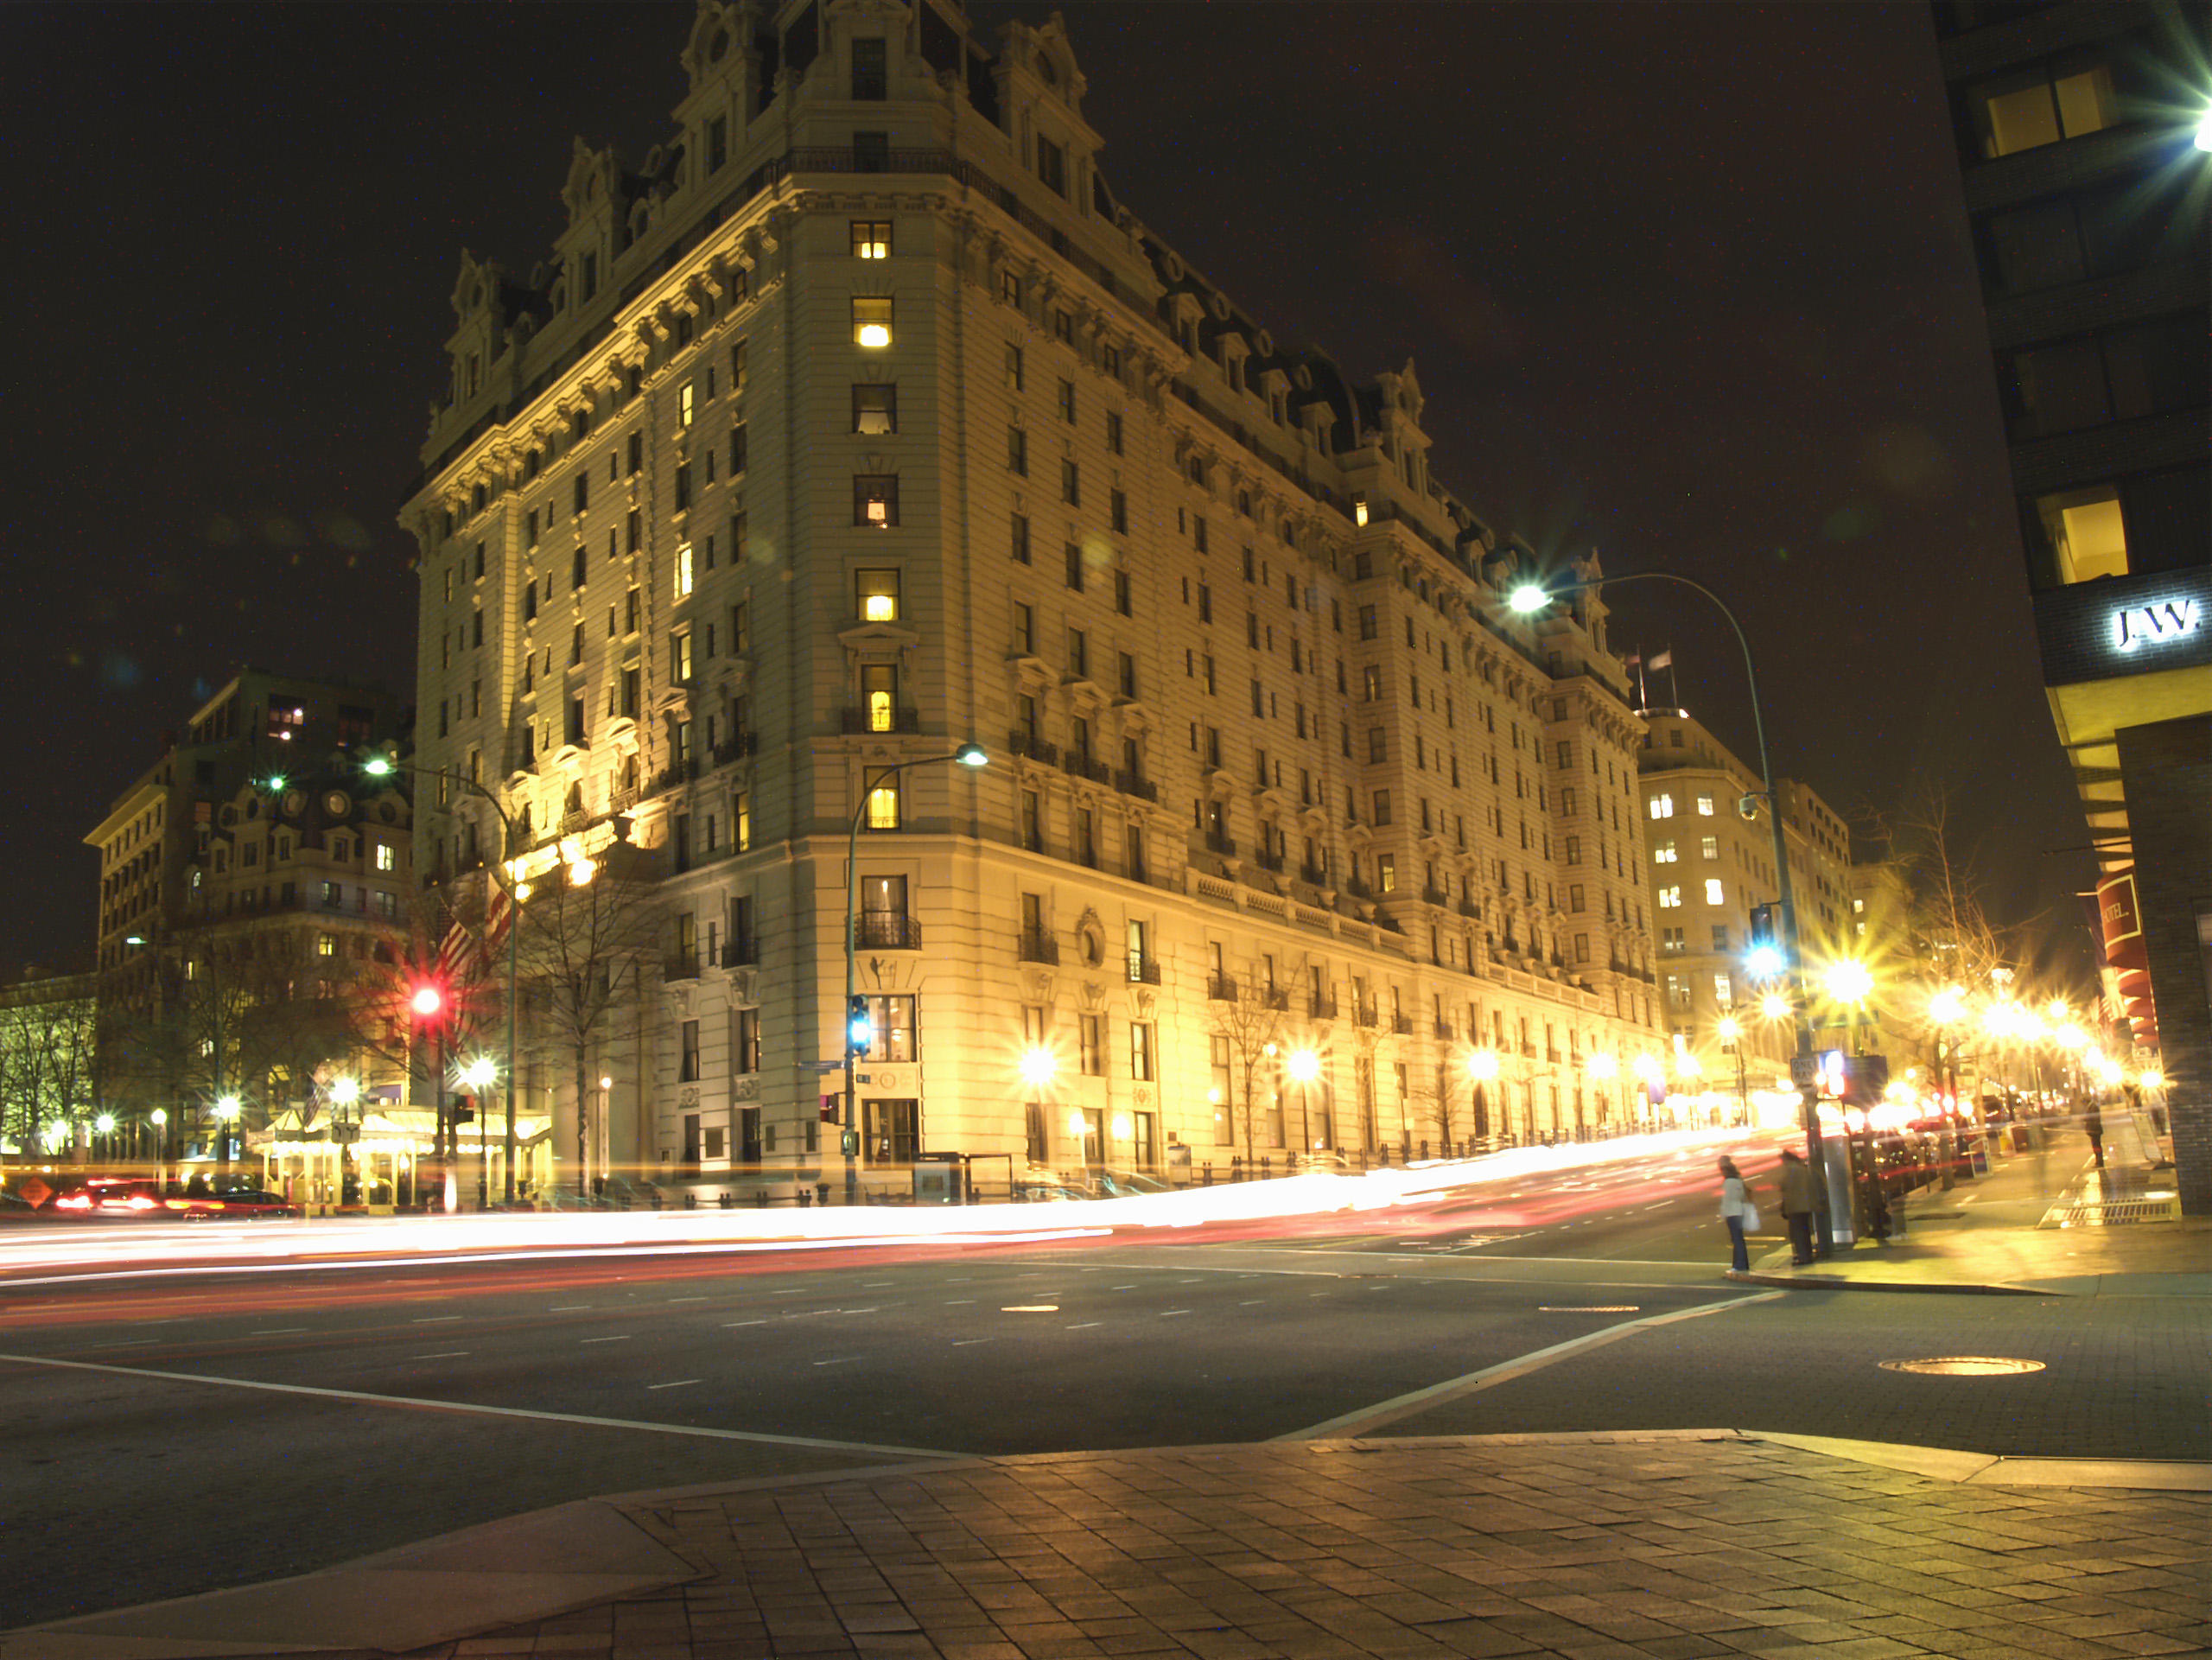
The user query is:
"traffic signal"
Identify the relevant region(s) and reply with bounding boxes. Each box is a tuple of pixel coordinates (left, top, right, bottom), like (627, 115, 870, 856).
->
(1744, 904, 1783, 980)
(449, 1093, 476, 1125)
(846, 995, 874, 1055)
(820, 1094, 842, 1124)
(1817, 1050, 1891, 1107)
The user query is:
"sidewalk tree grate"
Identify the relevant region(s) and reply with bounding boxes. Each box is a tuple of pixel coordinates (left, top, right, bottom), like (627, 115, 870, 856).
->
(1878, 1356, 2045, 1376)
(1538, 1305, 1640, 1313)
(2040, 1199, 2182, 1228)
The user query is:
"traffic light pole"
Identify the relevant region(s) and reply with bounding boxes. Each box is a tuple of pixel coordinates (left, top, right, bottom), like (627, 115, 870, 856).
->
(1516, 569, 1832, 1256)
(839, 747, 987, 1206)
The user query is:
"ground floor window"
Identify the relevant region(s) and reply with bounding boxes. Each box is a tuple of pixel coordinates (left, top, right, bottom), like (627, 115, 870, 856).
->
(865, 1098, 918, 1165)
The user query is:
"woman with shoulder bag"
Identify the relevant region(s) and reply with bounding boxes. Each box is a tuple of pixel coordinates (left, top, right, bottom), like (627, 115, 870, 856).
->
(1717, 1156, 1757, 1275)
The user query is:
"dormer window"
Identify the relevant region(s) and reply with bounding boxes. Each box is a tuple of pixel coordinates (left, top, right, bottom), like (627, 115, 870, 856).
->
(851, 36, 887, 99)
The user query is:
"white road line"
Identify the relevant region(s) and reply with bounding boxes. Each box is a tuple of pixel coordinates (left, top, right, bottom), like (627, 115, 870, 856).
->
(251, 1328, 309, 1335)
(1277, 1291, 1785, 1441)
(840, 1307, 880, 1315)
(91, 1339, 157, 1349)
(579, 1335, 631, 1345)
(0, 1352, 957, 1460)
(1239, 1300, 1266, 1306)
(1065, 1321, 1102, 1329)
(861, 1282, 895, 1288)
(1111, 1285, 1138, 1291)
(1159, 1309, 1192, 1318)
(550, 1305, 592, 1312)
(722, 1320, 766, 1327)
(952, 1337, 994, 1346)
(665, 1296, 707, 1304)
(648, 1378, 702, 1390)
(943, 1299, 976, 1305)
(414, 1351, 470, 1360)
(413, 1315, 463, 1323)
(811, 1357, 861, 1366)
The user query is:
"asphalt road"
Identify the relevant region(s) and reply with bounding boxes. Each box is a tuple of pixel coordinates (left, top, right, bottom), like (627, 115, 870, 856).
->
(2, 1144, 2202, 1631)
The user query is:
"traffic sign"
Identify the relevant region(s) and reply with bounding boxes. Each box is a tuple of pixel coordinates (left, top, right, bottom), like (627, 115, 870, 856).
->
(1789, 1055, 1820, 1088)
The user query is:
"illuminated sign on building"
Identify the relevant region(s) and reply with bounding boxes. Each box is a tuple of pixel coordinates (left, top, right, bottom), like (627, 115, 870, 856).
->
(2113, 597, 2201, 653)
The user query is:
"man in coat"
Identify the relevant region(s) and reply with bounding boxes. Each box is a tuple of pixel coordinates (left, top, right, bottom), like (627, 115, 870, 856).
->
(1778, 1147, 1816, 1267)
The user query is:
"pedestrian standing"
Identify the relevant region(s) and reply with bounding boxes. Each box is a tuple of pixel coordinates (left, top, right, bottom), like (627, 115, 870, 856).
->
(1777, 1147, 1815, 1267)
(2083, 1105, 2105, 1170)
(1717, 1156, 1754, 1275)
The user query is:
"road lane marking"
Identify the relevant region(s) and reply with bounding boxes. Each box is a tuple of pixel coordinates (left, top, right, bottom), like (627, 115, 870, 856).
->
(1065, 1322, 1102, 1329)
(1239, 1300, 1266, 1306)
(861, 1282, 895, 1288)
(90, 1339, 158, 1349)
(943, 1299, 975, 1305)
(414, 1351, 470, 1360)
(811, 1357, 861, 1366)
(580, 1335, 631, 1345)
(665, 1296, 707, 1303)
(1276, 1291, 1785, 1441)
(952, 1338, 994, 1346)
(550, 1306, 593, 1312)
(413, 1316, 464, 1323)
(0, 1352, 957, 1460)
(648, 1378, 702, 1390)
(251, 1328, 309, 1335)
(1111, 1285, 1138, 1291)
(1160, 1309, 1192, 1317)
(721, 1320, 766, 1327)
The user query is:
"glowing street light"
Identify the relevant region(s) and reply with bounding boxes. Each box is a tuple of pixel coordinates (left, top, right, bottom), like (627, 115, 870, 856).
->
(329, 1077, 360, 1108)
(1586, 1051, 1618, 1080)
(95, 1113, 116, 1135)
(1465, 1048, 1500, 1080)
(1760, 991, 1792, 1021)
(460, 1056, 498, 1091)
(1824, 960, 1874, 1006)
(1928, 985, 1967, 1027)
(1019, 1047, 1058, 1089)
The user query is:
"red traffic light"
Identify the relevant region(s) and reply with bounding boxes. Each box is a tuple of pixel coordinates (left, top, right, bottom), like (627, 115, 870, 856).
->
(410, 983, 446, 1019)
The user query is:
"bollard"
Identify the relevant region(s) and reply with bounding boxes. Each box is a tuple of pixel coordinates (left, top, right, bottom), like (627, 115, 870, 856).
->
(1261, 1155, 1272, 1180)
(817, 1182, 832, 1206)
(1419, 1139, 1430, 1161)
(1201, 1162, 1212, 1187)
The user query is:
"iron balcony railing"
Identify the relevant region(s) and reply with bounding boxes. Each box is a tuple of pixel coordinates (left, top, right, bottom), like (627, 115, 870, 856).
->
(854, 913, 921, 950)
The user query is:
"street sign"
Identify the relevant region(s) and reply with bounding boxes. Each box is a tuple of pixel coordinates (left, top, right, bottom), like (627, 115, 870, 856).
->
(807, 1059, 845, 1073)
(1789, 1055, 1820, 1088)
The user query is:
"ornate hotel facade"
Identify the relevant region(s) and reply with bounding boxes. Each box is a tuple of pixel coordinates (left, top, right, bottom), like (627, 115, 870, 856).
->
(403, 1, 1664, 1194)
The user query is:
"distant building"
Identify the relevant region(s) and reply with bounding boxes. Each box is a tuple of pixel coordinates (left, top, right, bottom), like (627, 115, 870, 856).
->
(1931, 1, 2209, 1209)
(401, 2, 1670, 1194)
(1636, 709, 1856, 1097)
(0, 969, 97, 1159)
(83, 669, 413, 1172)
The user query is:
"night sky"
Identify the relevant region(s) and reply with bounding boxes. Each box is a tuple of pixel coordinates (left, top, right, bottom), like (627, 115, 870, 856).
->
(0, 3, 2092, 981)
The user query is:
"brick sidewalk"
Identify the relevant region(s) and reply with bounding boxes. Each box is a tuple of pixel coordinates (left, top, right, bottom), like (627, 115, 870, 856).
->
(398, 1434, 2209, 1660)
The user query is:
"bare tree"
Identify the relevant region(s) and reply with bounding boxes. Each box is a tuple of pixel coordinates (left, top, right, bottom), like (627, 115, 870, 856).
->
(513, 836, 662, 1196)
(0, 979, 97, 1156)
(1206, 977, 1285, 1165)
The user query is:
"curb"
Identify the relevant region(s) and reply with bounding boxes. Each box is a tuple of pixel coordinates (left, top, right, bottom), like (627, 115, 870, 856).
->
(1732, 1268, 2059, 1295)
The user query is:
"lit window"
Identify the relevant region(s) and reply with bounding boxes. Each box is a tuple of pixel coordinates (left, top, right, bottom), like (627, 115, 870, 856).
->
(679, 383, 696, 428)
(852, 384, 896, 435)
(1700, 836, 1719, 860)
(1653, 841, 1677, 863)
(2037, 485, 2128, 584)
(1980, 64, 2114, 159)
(856, 569, 900, 622)
(374, 843, 394, 871)
(1713, 974, 1735, 1010)
(861, 664, 898, 730)
(317, 933, 338, 957)
(1658, 886, 1682, 909)
(674, 543, 694, 599)
(866, 784, 900, 830)
(1649, 794, 1674, 820)
(1705, 879, 1725, 906)
(850, 220, 891, 259)
(1695, 796, 1715, 816)
(1376, 853, 1396, 894)
(851, 296, 893, 348)
(853, 474, 899, 528)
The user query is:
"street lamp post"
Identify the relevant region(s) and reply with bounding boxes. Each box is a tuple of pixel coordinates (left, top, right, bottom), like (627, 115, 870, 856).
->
(1286, 1047, 1320, 1165)
(364, 753, 523, 1207)
(840, 744, 987, 1205)
(1512, 570, 1833, 1253)
(1717, 1017, 1749, 1126)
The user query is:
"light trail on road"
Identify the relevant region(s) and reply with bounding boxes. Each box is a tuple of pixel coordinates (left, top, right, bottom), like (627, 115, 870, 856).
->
(0, 1128, 1770, 1298)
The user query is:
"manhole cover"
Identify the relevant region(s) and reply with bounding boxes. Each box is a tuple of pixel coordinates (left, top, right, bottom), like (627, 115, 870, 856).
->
(1539, 1305, 1640, 1313)
(1878, 1357, 2045, 1376)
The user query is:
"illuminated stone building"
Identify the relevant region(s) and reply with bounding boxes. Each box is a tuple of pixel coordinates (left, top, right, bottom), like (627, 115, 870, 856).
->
(1636, 709, 1856, 1099)
(1932, 1, 2209, 1208)
(85, 668, 411, 1158)
(401, 1, 1662, 1195)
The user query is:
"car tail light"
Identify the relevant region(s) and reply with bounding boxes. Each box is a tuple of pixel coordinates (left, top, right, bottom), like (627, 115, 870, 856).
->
(56, 1193, 92, 1210)
(164, 1199, 191, 1211)
(127, 1195, 157, 1209)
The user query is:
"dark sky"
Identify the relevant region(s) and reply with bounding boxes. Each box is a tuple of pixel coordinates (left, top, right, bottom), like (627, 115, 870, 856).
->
(0, 2, 2093, 979)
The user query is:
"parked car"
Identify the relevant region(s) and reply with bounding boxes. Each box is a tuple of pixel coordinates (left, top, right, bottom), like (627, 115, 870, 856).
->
(52, 1178, 167, 1217)
(173, 1186, 302, 1219)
